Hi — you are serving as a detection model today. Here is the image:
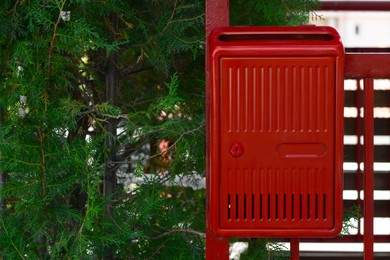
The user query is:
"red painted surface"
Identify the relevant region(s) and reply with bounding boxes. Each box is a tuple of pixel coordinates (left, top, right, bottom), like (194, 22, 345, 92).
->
(206, 231, 230, 260)
(345, 53, 390, 78)
(290, 239, 300, 260)
(320, 1, 390, 11)
(209, 26, 344, 237)
(355, 79, 364, 243)
(363, 78, 374, 260)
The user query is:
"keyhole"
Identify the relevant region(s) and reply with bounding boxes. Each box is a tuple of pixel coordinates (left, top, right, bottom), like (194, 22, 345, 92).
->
(230, 142, 244, 157)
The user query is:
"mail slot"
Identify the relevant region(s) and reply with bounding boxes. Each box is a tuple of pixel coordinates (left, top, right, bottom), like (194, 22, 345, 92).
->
(208, 26, 344, 237)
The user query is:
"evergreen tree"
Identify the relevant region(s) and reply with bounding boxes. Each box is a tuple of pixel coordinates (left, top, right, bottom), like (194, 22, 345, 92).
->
(0, 0, 317, 258)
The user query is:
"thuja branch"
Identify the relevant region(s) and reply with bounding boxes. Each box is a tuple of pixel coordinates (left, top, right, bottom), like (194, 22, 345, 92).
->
(281, 0, 292, 13)
(65, 206, 88, 258)
(151, 229, 205, 240)
(149, 122, 205, 160)
(160, 0, 204, 35)
(114, 174, 171, 205)
(48, 0, 67, 67)
(38, 128, 47, 197)
(1, 219, 25, 259)
(7, 0, 20, 14)
(167, 13, 205, 27)
(6, 158, 41, 167)
(65, 163, 98, 257)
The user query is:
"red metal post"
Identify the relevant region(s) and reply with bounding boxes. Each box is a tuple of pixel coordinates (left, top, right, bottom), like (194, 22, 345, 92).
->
(363, 78, 374, 260)
(205, 0, 230, 37)
(356, 79, 363, 239)
(206, 0, 230, 259)
(290, 239, 300, 260)
(206, 232, 230, 260)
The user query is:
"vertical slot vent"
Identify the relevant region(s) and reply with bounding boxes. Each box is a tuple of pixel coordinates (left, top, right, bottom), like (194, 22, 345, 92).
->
(315, 194, 319, 220)
(228, 194, 231, 220)
(251, 194, 255, 220)
(275, 194, 279, 220)
(323, 194, 327, 220)
(299, 194, 303, 220)
(283, 194, 287, 220)
(236, 194, 239, 220)
(243, 194, 247, 220)
(291, 194, 295, 220)
(225, 193, 328, 222)
(260, 194, 263, 220)
(267, 194, 271, 220)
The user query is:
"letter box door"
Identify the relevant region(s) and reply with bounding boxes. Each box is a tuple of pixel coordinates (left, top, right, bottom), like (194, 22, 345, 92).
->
(209, 26, 344, 237)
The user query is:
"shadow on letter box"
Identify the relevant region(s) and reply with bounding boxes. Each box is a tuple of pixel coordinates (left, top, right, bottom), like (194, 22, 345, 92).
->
(209, 26, 344, 237)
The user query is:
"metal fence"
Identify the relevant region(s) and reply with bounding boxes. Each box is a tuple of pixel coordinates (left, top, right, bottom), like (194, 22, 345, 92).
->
(293, 49, 390, 260)
(292, 2, 390, 259)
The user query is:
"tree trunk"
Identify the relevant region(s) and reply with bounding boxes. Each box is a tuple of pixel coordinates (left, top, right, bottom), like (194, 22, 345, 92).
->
(103, 11, 119, 259)
(0, 112, 6, 246)
(0, 172, 5, 214)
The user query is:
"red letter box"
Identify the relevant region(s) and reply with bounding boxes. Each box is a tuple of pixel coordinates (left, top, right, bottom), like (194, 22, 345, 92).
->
(208, 26, 344, 237)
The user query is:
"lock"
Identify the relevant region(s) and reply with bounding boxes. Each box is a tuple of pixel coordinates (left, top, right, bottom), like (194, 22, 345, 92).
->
(230, 143, 244, 157)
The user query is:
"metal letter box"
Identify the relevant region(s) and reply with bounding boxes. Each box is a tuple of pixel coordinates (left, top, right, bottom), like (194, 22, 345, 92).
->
(208, 26, 344, 237)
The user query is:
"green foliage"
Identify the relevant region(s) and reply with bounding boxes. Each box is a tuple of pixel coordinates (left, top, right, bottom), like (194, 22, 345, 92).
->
(0, 0, 206, 258)
(0, 0, 317, 258)
(341, 204, 361, 236)
(231, 0, 319, 26)
(230, 239, 290, 260)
